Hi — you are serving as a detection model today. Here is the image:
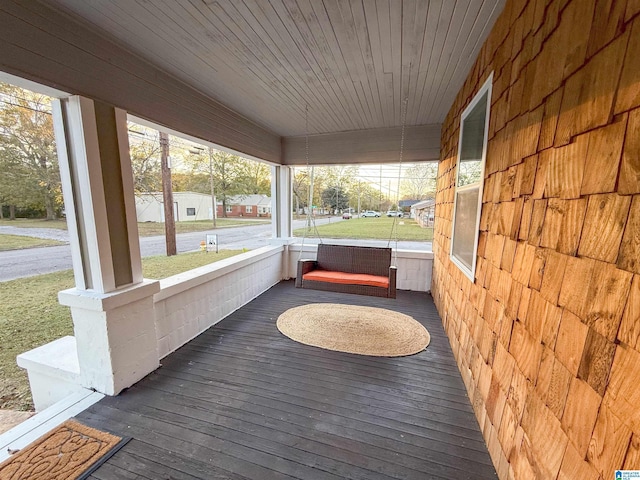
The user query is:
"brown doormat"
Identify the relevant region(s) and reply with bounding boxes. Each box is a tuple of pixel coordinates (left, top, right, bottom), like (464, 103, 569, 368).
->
(277, 303, 430, 357)
(0, 419, 130, 480)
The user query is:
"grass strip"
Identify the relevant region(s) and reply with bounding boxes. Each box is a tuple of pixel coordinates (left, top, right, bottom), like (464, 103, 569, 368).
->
(136, 219, 268, 236)
(0, 234, 64, 251)
(294, 217, 433, 241)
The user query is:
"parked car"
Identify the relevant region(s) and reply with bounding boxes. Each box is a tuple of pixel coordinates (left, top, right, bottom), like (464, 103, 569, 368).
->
(342, 212, 352, 219)
(386, 210, 403, 217)
(361, 210, 381, 217)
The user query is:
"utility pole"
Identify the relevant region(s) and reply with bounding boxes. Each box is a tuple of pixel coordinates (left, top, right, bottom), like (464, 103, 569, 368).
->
(208, 147, 217, 228)
(160, 132, 176, 256)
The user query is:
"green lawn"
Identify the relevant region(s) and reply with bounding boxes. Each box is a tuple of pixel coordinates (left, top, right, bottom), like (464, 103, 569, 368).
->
(0, 270, 75, 411)
(0, 234, 64, 252)
(137, 219, 268, 236)
(294, 216, 433, 242)
(141, 249, 243, 278)
(0, 249, 242, 411)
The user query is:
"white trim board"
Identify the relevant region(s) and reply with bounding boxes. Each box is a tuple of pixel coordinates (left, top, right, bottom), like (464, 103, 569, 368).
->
(0, 389, 104, 463)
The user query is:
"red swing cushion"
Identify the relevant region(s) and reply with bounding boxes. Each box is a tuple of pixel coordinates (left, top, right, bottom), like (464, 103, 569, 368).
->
(302, 270, 389, 288)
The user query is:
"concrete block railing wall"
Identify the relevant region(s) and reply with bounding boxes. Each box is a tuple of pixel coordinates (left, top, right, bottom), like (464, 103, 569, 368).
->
(154, 246, 283, 358)
(18, 246, 284, 410)
(287, 244, 434, 292)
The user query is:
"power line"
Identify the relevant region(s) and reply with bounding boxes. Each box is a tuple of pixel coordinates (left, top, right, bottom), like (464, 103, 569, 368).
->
(0, 99, 52, 115)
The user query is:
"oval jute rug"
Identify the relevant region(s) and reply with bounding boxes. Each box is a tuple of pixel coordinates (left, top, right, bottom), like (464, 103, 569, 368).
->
(276, 303, 430, 357)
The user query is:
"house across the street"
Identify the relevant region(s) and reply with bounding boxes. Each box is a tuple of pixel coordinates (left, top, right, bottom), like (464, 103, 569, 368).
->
(135, 191, 213, 222)
(410, 198, 435, 227)
(219, 194, 271, 218)
(135, 192, 272, 222)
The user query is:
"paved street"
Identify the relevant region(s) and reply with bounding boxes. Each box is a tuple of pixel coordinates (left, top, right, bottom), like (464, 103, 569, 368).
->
(0, 221, 276, 282)
(0, 218, 431, 282)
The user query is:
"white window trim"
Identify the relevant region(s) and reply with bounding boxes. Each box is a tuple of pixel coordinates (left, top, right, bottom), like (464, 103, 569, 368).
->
(450, 73, 493, 281)
(246, 205, 252, 213)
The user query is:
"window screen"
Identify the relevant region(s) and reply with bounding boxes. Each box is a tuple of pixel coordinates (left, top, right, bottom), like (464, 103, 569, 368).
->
(450, 74, 492, 281)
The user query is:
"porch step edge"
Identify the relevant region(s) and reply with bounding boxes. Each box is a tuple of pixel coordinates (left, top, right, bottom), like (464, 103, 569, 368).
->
(0, 389, 104, 463)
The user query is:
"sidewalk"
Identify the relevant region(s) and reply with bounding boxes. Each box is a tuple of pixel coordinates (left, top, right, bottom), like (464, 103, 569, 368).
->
(0, 226, 69, 242)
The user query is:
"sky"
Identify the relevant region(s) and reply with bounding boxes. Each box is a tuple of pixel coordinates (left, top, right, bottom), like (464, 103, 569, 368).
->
(128, 121, 434, 200)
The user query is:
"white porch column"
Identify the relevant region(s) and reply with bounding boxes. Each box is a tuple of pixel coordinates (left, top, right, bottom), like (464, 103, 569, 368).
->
(270, 165, 293, 279)
(53, 96, 142, 292)
(271, 165, 293, 239)
(51, 96, 159, 396)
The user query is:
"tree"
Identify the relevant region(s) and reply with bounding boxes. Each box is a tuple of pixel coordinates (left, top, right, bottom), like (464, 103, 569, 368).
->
(321, 185, 350, 213)
(237, 159, 270, 195)
(400, 163, 438, 201)
(0, 83, 60, 219)
(0, 148, 32, 219)
(128, 133, 162, 195)
(293, 168, 323, 213)
(172, 172, 209, 194)
(320, 166, 358, 191)
(182, 147, 270, 204)
(292, 169, 310, 213)
(173, 146, 273, 220)
(351, 181, 382, 212)
(209, 150, 248, 217)
(457, 160, 483, 186)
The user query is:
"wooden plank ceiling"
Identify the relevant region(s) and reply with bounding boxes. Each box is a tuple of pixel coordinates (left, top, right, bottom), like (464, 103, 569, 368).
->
(45, 0, 505, 138)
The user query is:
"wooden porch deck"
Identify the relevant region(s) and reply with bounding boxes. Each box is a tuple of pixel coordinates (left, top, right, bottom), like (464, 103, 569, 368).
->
(77, 281, 497, 480)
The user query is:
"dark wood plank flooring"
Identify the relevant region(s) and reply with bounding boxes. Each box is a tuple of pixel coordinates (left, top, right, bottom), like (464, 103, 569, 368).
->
(78, 280, 497, 480)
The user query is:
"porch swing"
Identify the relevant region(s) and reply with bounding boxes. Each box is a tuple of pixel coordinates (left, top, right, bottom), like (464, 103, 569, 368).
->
(294, 100, 409, 299)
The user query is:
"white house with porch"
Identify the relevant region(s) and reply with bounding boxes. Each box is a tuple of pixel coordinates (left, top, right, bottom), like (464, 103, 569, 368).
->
(3, 0, 639, 477)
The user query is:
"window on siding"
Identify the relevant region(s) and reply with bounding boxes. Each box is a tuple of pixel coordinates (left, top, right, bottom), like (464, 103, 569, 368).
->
(226, 205, 232, 213)
(450, 74, 492, 281)
(246, 205, 252, 213)
(186, 207, 196, 216)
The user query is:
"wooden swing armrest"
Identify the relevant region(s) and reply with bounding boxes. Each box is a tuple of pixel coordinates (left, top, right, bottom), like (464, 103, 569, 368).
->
(388, 266, 397, 299)
(296, 259, 317, 287)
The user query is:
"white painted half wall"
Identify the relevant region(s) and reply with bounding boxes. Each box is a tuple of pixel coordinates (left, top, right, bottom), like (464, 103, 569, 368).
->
(154, 246, 284, 358)
(18, 243, 434, 410)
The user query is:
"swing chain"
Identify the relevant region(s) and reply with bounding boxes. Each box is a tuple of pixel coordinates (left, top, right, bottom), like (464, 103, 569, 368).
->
(298, 105, 324, 262)
(389, 97, 408, 265)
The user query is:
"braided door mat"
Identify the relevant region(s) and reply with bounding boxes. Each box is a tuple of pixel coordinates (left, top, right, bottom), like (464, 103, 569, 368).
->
(0, 419, 129, 480)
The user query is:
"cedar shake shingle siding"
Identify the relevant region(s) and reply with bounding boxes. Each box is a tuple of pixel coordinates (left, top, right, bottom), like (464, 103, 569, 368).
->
(431, 1, 640, 478)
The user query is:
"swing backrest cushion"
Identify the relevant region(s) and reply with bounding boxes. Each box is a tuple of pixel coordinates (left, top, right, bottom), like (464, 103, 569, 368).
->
(315, 244, 392, 277)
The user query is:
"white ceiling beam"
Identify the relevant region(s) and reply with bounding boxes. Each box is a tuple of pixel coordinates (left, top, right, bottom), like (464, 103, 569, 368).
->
(282, 124, 441, 166)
